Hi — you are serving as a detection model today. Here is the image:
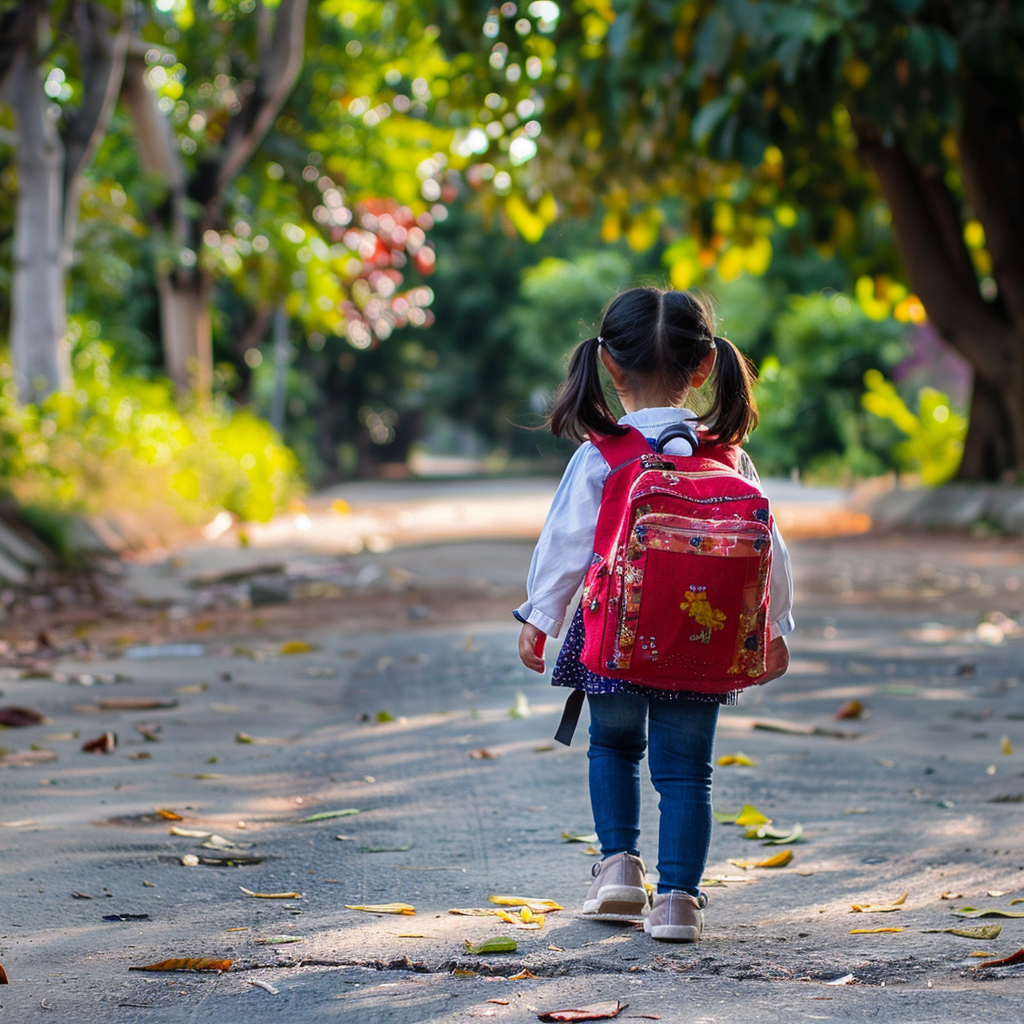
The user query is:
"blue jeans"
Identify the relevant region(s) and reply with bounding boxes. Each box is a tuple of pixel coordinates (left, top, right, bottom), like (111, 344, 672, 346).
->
(586, 692, 719, 896)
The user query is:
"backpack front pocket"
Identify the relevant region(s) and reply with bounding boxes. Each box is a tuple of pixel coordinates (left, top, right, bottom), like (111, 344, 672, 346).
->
(610, 514, 771, 679)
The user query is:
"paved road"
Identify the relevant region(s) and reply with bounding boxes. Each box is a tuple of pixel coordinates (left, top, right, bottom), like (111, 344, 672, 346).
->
(2, 531, 1024, 1021)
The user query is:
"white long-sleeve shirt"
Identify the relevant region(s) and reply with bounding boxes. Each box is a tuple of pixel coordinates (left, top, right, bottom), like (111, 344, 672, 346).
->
(516, 406, 795, 640)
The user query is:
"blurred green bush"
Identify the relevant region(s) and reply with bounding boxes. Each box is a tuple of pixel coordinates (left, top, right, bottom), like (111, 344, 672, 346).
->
(0, 339, 301, 528)
(861, 369, 966, 485)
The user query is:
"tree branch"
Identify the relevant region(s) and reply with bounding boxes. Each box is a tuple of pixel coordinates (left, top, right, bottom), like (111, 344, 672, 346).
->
(0, 0, 47, 94)
(957, 81, 1024, 333)
(855, 124, 1012, 384)
(211, 0, 308, 196)
(120, 48, 189, 244)
(61, 0, 133, 257)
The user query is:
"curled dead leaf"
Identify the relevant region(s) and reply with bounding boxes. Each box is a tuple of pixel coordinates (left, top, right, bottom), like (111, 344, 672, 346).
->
(129, 958, 232, 973)
(239, 887, 302, 899)
(81, 732, 116, 754)
(0, 962, 7, 984)
(850, 893, 907, 913)
(976, 947, 1024, 968)
(469, 749, 499, 760)
(728, 849, 793, 870)
(344, 903, 415, 915)
(537, 1001, 623, 1022)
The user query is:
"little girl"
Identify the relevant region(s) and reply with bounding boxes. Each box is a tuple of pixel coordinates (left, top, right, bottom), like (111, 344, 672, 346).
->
(515, 286, 794, 942)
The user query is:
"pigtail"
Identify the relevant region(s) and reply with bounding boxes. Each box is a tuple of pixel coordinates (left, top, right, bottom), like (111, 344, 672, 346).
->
(701, 336, 759, 446)
(548, 336, 628, 442)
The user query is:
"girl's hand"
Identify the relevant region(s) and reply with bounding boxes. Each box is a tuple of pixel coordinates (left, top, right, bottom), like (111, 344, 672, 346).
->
(518, 623, 546, 673)
(757, 636, 789, 684)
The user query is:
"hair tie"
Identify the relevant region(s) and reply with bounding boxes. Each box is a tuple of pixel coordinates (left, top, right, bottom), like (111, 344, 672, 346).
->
(710, 336, 721, 350)
(596, 336, 604, 347)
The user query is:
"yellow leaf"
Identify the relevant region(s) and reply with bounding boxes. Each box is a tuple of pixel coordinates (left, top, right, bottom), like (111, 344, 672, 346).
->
(849, 927, 904, 934)
(344, 903, 415, 915)
(494, 910, 517, 923)
(239, 887, 302, 899)
(279, 641, 316, 655)
(717, 753, 757, 767)
(733, 805, 771, 827)
(850, 893, 908, 913)
(728, 849, 793, 869)
(156, 809, 183, 821)
(488, 895, 564, 913)
(1000, 735, 1013, 755)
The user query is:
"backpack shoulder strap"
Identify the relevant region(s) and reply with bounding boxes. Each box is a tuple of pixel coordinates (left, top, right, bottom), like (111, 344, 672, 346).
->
(588, 426, 651, 472)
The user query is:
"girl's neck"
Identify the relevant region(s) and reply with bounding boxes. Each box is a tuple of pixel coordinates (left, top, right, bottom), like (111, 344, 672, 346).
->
(619, 389, 688, 414)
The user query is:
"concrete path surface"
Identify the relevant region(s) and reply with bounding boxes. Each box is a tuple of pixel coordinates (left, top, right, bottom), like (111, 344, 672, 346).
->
(2, 527, 1024, 1021)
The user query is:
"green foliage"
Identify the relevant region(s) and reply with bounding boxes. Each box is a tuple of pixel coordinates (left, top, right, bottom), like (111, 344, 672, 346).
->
(0, 337, 301, 523)
(861, 369, 966, 485)
(740, 289, 907, 480)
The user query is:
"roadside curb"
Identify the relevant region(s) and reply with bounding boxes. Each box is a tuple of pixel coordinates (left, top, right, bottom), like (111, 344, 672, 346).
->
(867, 484, 1024, 534)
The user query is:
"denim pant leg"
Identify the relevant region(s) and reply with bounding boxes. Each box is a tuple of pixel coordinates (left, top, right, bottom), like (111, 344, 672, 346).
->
(586, 692, 649, 858)
(647, 697, 720, 896)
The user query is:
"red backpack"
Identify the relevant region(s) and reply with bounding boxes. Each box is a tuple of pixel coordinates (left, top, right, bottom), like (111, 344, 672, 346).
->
(579, 423, 773, 692)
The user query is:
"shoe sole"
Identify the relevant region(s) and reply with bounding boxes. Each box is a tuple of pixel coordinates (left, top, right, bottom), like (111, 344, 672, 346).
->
(582, 885, 648, 920)
(643, 922, 701, 942)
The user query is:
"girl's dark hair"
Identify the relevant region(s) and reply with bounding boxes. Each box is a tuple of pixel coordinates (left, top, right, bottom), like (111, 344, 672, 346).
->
(548, 286, 759, 446)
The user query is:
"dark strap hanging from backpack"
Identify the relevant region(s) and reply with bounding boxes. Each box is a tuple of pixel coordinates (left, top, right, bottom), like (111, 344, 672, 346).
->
(554, 688, 586, 746)
(654, 422, 700, 453)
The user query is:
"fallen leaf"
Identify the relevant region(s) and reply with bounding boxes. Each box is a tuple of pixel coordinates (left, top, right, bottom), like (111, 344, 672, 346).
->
(510, 969, 538, 980)
(395, 933, 426, 938)
(300, 808, 362, 822)
(345, 903, 415, 915)
(239, 887, 302, 899)
(922, 925, 1001, 939)
(701, 875, 756, 886)
(250, 979, 280, 994)
(130, 958, 232, 972)
(824, 973, 856, 986)
(728, 850, 793, 870)
(987, 890, 1009, 898)
(128, 751, 151, 760)
(1000, 735, 1014, 755)
(851, 893, 908, 913)
(181, 855, 200, 866)
(469, 748, 499, 760)
(976, 947, 1024, 968)
(71, 892, 92, 899)
(359, 845, 413, 853)
(46, 732, 79, 742)
(717, 753, 757, 766)
(733, 805, 771, 827)
(969, 951, 992, 958)
(0, 819, 36, 828)
(81, 732, 116, 754)
(510, 692, 531, 718)
(1011, 899, 1024, 906)
(745, 823, 804, 845)
(849, 927, 904, 934)
(135, 724, 161, 742)
(953, 907, 1024, 918)
(464, 937, 517, 954)
(0, 749, 57, 767)
(254, 936, 303, 945)
(562, 832, 599, 844)
(191, 773, 224, 780)
(174, 684, 207, 694)
(94, 698, 178, 711)
(537, 1002, 623, 1022)
(169, 826, 211, 838)
(201, 835, 251, 850)
(488, 999, 511, 1006)
(375, 711, 396, 723)
(835, 700, 865, 720)
(547, 945, 564, 952)
(104, 913, 150, 922)
(279, 641, 317, 655)
(940, 891, 964, 901)
(489, 895, 564, 913)
(0, 706, 47, 727)
(0, 962, 8, 984)
(713, 810, 740, 823)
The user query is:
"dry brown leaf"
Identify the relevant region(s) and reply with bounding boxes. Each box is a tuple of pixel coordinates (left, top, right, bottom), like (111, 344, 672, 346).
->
(835, 700, 865, 720)
(537, 1002, 623, 1022)
(0, 706, 47, 727)
(0, 962, 8, 984)
(81, 732, 116, 754)
(487, 999, 511, 1006)
(976, 947, 1024, 969)
(509, 968, 538, 980)
(0, 750, 57, 767)
(94, 698, 178, 711)
(940, 891, 964, 900)
(469, 748, 499, 760)
(129, 958, 232, 973)
(850, 892, 908, 913)
(239, 886, 302, 899)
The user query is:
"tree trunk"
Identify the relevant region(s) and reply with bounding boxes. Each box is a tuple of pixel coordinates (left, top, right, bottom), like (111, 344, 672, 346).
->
(156, 272, 213, 396)
(6, 50, 71, 403)
(957, 372, 1015, 482)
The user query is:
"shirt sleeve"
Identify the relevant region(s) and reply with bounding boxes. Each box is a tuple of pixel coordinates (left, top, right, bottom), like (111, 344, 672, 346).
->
(514, 443, 607, 637)
(736, 449, 795, 639)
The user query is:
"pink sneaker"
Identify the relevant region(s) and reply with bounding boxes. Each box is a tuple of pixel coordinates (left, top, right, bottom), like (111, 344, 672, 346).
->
(581, 852, 649, 921)
(643, 891, 705, 942)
